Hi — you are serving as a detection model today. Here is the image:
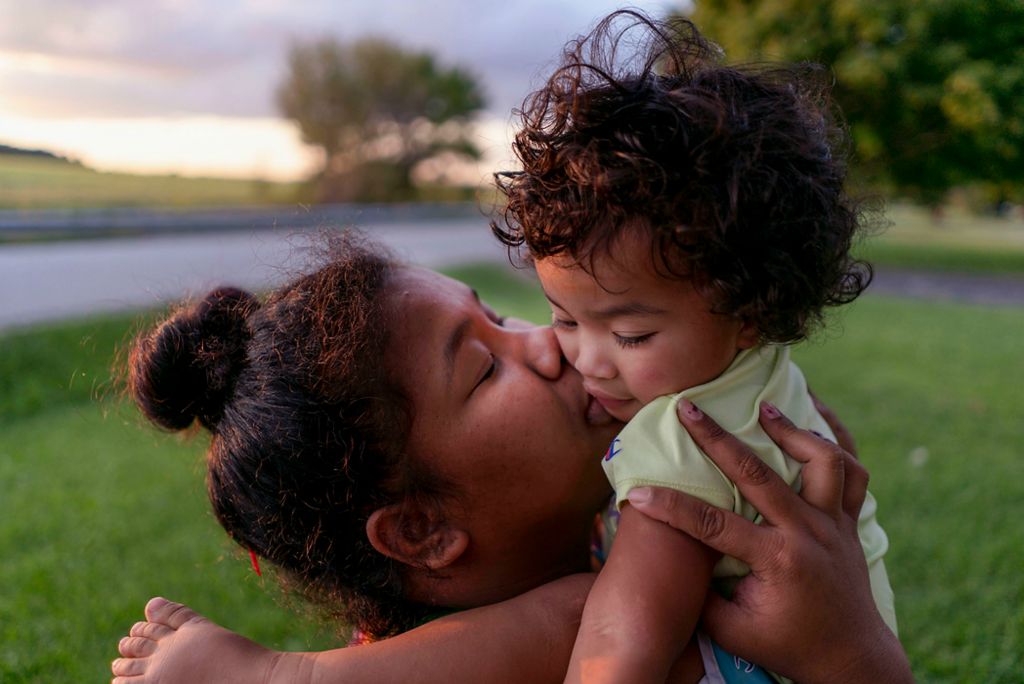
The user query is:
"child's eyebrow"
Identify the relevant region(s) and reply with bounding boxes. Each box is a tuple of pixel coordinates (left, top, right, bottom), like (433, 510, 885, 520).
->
(589, 302, 667, 319)
(545, 292, 666, 320)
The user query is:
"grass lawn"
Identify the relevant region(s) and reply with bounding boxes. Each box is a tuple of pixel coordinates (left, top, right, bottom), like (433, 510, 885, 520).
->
(2, 264, 1022, 683)
(858, 202, 1024, 275)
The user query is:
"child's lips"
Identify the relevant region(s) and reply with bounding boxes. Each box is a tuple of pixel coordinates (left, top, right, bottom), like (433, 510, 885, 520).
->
(585, 386, 633, 415)
(584, 394, 616, 426)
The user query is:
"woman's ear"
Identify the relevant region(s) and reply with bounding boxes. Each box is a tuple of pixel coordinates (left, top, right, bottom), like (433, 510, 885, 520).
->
(366, 504, 469, 570)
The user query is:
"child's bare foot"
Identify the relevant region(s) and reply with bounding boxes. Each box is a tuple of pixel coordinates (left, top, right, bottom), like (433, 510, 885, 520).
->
(111, 597, 293, 684)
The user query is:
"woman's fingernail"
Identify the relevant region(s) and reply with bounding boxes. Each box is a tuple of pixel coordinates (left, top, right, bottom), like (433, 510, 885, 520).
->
(678, 398, 703, 420)
(760, 401, 781, 419)
(809, 429, 835, 443)
(628, 487, 652, 504)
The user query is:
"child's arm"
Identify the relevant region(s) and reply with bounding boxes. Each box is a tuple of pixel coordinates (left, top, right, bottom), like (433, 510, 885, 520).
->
(563, 503, 719, 684)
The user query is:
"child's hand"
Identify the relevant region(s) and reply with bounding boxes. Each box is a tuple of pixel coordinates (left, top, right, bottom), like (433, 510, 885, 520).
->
(627, 400, 911, 684)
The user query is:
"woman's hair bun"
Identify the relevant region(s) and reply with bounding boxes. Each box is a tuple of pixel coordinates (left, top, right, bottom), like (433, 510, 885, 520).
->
(130, 287, 259, 431)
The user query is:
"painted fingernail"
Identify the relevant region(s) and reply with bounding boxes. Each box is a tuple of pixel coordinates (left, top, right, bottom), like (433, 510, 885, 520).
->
(628, 487, 652, 504)
(809, 429, 836, 444)
(678, 398, 703, 420)
(760, 401, 781, 419)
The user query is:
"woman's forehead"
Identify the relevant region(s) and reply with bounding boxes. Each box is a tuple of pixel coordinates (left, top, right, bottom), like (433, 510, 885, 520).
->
(387, 267, 475, 356)
(390, 267, 473, 310)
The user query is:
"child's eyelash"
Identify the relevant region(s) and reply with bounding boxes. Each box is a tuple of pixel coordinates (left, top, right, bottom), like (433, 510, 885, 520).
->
(551, 317, 577, 329)
(614, 333, 654, 348)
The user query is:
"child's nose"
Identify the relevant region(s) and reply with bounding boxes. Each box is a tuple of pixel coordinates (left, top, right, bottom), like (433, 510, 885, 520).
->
(574, 342, 616, 380)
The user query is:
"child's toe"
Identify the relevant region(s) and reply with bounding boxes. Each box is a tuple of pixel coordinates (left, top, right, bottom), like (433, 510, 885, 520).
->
(130, 620, 173, 640)
(144, 597, 202, 629)
(119, 635, 157, 658)
(111, 656, 147, 677)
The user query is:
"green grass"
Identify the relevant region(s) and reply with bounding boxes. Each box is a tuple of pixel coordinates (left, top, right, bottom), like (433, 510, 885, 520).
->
(2, 265, 1022, 682)
(0, 155, 305, 209)
(857, 203, 1024, 275)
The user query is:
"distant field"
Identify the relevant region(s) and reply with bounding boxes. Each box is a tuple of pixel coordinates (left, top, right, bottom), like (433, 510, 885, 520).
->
(1, 265, 1021, 683)
(857, 203, 1024, 275)
(0, 155, 476, 211)
(3, 155, 1023, 275)
(0, 155, 305, 209)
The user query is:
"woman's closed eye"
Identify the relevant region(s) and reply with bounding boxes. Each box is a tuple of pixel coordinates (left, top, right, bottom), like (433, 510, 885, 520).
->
(472, 353, 497, 392)
(614, 332, 655, 348)
(482, 302, 506, 327)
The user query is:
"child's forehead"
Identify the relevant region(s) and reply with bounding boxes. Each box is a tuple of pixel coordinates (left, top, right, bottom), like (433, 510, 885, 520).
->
(570, 230, 685, 289)
(537, 244, 689, 308)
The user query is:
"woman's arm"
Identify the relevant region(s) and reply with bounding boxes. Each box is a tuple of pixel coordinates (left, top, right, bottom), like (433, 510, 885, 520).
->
(628, 400, 913, 684)
(114, 574, 598, 684)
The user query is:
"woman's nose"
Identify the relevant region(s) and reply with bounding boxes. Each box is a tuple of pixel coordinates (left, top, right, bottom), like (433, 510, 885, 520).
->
(522, 325, 563, 379)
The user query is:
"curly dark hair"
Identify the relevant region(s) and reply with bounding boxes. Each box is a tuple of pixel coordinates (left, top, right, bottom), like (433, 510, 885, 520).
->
(494, 10, 872, 342)
(129, 233, 447, 638)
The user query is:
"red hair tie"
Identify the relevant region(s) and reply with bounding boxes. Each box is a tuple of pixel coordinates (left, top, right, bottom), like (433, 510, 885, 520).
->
(249, 549, 262, 576)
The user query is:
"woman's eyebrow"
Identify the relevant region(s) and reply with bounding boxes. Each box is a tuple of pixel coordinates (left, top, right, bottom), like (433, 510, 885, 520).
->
(443, 287, 485, 388)
(444, 317, 473, 389)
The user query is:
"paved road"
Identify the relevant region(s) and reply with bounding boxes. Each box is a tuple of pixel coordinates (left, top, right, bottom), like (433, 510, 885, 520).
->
(869, 269, 1024, 308)
(3, 220, 1023, 332)
(0, 219, 512, 332)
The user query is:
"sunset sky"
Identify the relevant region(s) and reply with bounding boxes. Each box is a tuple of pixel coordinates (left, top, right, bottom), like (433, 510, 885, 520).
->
(0, 0, 681, 182)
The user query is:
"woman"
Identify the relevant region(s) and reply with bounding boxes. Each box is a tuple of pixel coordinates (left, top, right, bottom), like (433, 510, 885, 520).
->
(114, 235, 909, 682)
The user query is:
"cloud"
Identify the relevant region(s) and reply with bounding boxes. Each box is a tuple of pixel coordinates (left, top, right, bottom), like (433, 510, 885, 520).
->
(0, 0, 681, 120)
(0, 0, 682, 178)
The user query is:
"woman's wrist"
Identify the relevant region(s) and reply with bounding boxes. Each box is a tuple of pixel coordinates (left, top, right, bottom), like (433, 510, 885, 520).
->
(803, 623, 911, 684)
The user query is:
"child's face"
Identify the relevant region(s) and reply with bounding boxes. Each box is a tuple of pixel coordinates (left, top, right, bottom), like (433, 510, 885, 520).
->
(535, 234, 757, 422)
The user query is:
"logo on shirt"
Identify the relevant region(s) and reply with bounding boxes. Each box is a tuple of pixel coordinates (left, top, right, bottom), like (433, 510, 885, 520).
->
(603, 437, 622, 462)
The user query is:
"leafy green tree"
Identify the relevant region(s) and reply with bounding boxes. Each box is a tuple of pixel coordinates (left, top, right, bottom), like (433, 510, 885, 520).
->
(278, 37, 485, 201)
(686, 0, 1024, 205)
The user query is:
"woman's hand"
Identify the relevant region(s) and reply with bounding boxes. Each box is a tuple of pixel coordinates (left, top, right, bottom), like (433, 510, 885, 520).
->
(627, 400, 912, 684)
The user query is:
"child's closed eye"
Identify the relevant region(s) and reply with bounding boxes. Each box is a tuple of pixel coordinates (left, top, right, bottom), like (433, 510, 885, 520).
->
(614, 332, 655, 348)
(551, 316, 577, 329)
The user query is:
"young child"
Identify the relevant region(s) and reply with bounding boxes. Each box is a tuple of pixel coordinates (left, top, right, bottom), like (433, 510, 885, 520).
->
(494, 10, 896, 684)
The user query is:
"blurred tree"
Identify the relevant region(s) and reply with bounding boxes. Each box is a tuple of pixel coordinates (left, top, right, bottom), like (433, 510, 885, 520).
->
(686, 0, 1024, 206)
(278, 37, 485, 202)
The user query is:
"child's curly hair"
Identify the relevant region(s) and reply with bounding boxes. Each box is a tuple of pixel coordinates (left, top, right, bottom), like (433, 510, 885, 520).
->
(494, 10, 872, 343)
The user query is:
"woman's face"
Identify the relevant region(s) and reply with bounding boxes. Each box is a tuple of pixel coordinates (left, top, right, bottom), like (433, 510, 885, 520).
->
(386, 267, 620, 605)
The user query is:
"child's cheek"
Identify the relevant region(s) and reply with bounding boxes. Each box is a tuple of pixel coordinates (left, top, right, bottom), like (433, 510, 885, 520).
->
(632, 357, 678, 400)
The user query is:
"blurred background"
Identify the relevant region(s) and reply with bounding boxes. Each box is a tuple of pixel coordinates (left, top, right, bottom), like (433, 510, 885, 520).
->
(1, 1, 1022, 682)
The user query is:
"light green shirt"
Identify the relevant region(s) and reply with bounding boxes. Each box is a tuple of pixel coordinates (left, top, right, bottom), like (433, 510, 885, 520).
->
(603, 345, 898, 634)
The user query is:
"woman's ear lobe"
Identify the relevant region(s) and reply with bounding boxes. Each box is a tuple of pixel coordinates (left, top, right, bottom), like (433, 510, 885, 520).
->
(366, 505, 469, 570)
